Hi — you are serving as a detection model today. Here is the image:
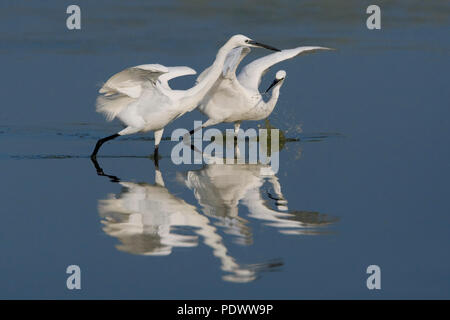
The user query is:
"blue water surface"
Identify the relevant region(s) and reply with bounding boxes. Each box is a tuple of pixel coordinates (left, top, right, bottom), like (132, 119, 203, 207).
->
(0, 0, 449, 299)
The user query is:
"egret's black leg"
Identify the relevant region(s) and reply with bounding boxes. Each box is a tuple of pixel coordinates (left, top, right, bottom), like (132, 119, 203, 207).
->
(189, 125, 205, 136)
(190, 142, 202, 154)
(154, 146, 160, 169)
(183, 127, 201, 145)
(90, 157, 121, 183)
(91, 133, 120, 159)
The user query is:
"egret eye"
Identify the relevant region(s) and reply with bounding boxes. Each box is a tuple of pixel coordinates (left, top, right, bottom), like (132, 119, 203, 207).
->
(245, 39, 249, 43)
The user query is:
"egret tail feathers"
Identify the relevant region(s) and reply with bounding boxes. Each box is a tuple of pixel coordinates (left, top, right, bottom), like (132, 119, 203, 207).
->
(96, 94, 134, 121)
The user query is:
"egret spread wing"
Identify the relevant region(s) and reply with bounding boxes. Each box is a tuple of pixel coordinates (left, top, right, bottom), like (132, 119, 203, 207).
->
(237, 46, 332, 91)
(99, 64, 168, 98)
(222, 46, 251, 79)
(196, 46, 251, 84)
(159, 66, 197, 90)
(96, 64, 168, 121)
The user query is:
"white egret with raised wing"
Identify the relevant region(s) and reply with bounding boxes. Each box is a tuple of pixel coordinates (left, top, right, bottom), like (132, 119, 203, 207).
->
(91, 35, 280, 159)
(191, 46, 332, 135)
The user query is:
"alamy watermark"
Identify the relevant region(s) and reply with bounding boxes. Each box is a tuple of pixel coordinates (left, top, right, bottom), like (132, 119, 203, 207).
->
(66, 5, 81, 30)
(366, 265, 381, 290)
(66, 5, 381, 31)
(366, 5, 381, 30)
(66, 265, 81, 290)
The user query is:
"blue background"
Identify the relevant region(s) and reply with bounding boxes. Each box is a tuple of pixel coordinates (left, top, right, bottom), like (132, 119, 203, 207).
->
(0, 0, 449, 299)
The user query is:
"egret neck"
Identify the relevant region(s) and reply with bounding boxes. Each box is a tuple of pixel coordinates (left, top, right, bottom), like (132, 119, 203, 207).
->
(180, 40, 237, 110)
(261, 80, 283, 119)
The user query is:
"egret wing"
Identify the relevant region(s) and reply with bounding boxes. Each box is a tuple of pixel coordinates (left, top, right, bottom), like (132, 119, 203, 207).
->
(99, 64, 168, 98)
(159, 66, 197, 90)
(237, 46, 333, 91)
(96, 64, 168, 121)
(196, 46, 251, 84)
(222, 46, 251, 79)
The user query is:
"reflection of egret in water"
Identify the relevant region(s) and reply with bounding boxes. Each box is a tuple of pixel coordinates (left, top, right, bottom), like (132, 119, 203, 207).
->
(183, 160, 338, 245)
(91, 158, 281, 283)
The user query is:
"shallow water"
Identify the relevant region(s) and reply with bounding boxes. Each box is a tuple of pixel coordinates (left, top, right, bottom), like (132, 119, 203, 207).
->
(0, 0, 449, 299)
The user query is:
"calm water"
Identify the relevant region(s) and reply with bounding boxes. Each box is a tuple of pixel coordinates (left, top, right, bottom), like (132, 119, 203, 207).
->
(0, 0, 449, 299)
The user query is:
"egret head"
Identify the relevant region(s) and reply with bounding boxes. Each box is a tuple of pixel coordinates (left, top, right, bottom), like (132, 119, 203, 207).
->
(229, 34, 280, 52)
(265, 70, 286, 93)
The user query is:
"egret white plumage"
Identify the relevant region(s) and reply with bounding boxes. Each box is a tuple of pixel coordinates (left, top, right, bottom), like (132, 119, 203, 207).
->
(91, 35, 280, 159)
(192, 46, 333, 135)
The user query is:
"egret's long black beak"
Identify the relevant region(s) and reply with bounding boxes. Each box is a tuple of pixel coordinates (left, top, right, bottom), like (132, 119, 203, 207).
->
(247, 40, 280, 52)
(265, 78, 282, 93)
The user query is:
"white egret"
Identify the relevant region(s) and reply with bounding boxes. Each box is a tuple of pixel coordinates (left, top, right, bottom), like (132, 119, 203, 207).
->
(91, 35, 280, 159)
(191, 46, 333, 135)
